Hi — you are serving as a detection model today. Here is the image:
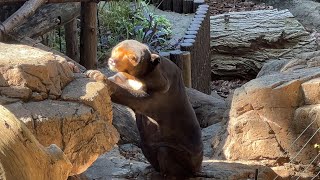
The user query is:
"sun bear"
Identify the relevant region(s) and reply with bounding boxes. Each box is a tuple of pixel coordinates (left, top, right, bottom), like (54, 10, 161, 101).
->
(86, 40, 203, 178)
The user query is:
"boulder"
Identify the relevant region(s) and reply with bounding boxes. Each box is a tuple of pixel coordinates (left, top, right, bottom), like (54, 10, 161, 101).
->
(112, 104, 140, 144)
(5, 97, 118, 175)
(84, 144, 151, 180)
(0, 43, 119, 175)
(210, 9, 318, 79)
(202, 122, 225, 158)
(216, 57, 320, 165)
(0, 43, 74, 99)
(187, 88, 227, 128)
(0, 105, 72, 180)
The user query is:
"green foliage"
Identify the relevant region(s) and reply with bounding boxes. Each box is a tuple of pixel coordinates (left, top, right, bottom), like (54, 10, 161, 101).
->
(98, 0, 172, 53)
(43, 28, 66, 54)
(45, 0, 172, 63)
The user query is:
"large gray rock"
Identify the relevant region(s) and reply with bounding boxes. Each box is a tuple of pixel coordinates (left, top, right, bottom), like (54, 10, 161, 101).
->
(187, 88, 227, 128)
(210, 9, 318, 79)
(202, 122, 225, 158)
(84, 144, 152, 180)
(112, 103, 140, 144)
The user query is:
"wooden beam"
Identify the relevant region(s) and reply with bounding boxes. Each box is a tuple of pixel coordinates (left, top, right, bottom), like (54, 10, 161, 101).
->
(12, 3, 80, 39)
(79, 2, 97, 69)
(0, 0, 47, 41)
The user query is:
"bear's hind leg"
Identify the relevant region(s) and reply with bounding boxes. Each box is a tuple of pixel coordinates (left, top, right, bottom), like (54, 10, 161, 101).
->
(157, 147, 194, 178)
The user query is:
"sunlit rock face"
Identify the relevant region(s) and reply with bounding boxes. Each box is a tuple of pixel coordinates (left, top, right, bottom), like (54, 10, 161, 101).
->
(216, 55, 320, 165)
(0, 43, 119, 175)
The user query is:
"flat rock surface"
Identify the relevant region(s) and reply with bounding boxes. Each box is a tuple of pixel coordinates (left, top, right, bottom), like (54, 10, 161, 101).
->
(0, 43, 74, 99)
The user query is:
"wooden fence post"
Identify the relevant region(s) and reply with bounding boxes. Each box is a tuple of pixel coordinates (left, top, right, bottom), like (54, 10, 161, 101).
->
(172, 0, 183, 13)
(170, 50, 192, 87)
(65, 18, 79, 62)
(180, 42, 194, 88)
(183, 0, 194, 14)
(161, 0, 172, 11)
(80, 2, 97, 69)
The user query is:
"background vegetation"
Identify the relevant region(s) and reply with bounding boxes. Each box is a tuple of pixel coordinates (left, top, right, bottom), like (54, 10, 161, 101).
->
(47, 0, 172, 62)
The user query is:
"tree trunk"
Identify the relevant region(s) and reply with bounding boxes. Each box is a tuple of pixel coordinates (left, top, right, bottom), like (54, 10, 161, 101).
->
(0, 105, 72, 179)
(80, 2, 97, 70)
(11, 3, 80, 39)
(0, 0, 47, 41)
(65, 18, 80, 62)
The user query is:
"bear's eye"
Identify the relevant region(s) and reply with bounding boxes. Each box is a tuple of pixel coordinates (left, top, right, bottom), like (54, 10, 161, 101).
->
(127, 54, 136, 61)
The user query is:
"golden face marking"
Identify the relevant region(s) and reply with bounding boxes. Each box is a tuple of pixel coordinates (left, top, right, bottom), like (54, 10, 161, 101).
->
(108, 47, 139, 72)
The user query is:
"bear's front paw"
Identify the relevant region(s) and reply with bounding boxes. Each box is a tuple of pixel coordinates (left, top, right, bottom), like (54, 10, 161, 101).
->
(85, 70, 106, 82)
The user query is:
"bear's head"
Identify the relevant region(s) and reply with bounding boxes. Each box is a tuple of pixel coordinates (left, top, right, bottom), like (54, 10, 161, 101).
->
(108, 40, 160, 77)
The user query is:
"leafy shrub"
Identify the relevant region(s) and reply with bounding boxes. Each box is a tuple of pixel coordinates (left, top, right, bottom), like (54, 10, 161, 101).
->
(98, 0, 172, 54)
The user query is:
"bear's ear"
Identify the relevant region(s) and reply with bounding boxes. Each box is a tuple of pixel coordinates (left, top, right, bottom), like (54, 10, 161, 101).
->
(127, 54, 139, 66)
(151, 54, 161, 66)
